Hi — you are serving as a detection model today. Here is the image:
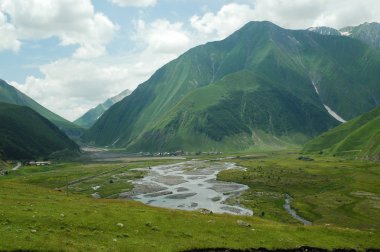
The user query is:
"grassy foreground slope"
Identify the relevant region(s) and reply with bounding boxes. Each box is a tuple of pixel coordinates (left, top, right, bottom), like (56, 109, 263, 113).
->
(0, 103, 79, 160)
(0, 156, 379, 251)
(1, 181, 378, 251)
(303, 105, 380, 159)
(0, 79, 83, 138)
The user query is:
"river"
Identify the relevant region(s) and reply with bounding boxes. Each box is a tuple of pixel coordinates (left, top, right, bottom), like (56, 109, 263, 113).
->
(120, 160, 253, 215)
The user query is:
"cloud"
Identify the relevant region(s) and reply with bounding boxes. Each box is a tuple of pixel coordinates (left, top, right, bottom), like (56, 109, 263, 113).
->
(0, 0, 117, 58)
(109, 0, 156, 8)
(190, 0, 380, 40)
(0, 11, 20, 52)
(10, 17, 197, 121)
(250, 0, 380, 29)
(10, 53, 174, 121)
(191, 3, 256, 39)
(133, 19, 192, 55)
(11, 58, 133, 120)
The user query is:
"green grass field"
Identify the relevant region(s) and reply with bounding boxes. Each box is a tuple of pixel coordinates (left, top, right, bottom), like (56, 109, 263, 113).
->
(0, 153, 379, 251)
(219, 152, 380, 229)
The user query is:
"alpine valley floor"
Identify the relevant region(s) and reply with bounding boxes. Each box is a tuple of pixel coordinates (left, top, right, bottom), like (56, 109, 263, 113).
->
(0, 150, 379, 251)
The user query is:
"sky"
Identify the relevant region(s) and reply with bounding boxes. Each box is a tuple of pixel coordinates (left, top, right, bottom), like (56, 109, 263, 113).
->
(1, 0, 380, 121)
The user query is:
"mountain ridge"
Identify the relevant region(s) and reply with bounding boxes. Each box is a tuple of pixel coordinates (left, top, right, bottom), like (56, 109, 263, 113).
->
(0, 102, 79, 160)
(0, 79, 83, 138)
(308, 22, 380, 51)
(303, 105, 380, 160)
(84, 21, 380, 151)
(74, 89, 131, 128)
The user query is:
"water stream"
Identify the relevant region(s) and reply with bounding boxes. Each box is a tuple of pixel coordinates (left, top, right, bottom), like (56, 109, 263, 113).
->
(283, 194, 312, 225)
(119, 160, 253, 215)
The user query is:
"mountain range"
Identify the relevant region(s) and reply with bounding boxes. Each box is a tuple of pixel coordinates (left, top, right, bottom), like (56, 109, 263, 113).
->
(0, 102, 79, 160)
(304, 105, 380, 160)
(0, 79, 83, 139)
(308, 22, 380, 51)
(84, 21, 380, 152)
(74, 89, 131, 128)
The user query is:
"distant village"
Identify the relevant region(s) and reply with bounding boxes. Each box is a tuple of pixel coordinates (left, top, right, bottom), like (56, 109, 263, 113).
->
(26, 161, 52, 166)
(137, 151, 223, 157)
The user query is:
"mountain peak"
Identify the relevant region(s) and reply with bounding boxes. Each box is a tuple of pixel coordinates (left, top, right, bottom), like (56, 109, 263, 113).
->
(307, 22, 380, 52)
(307, 26, 341, 36)
(84, 20, 380, 151)
(238, 20, 283, 33)
(74, 89, 132, 128)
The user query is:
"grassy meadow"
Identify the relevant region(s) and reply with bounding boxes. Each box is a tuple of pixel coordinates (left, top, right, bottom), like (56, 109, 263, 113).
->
(0, 152, 379, 251)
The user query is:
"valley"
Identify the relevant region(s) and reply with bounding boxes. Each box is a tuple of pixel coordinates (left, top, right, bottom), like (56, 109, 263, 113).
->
(1, 150, 379, 251)
(0, 4, 380, 250)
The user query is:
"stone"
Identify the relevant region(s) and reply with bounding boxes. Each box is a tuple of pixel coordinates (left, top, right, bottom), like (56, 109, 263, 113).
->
(198, 208, 213, 214)
(236, 220, 251, 227)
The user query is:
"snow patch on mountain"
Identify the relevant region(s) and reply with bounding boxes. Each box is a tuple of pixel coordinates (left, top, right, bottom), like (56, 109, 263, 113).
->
(323, 105, 346, 123)
(311, 80, 320, 94)
(311, 80, 346, 123)
(340, 31, 351, 36)
(112, 137, 121, 146)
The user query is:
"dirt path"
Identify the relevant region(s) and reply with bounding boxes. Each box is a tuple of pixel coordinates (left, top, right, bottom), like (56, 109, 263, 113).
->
(60, 165, 128, 188)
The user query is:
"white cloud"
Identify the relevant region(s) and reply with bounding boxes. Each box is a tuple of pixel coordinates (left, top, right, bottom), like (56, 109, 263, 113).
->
(11, 58, 131, 120)
(191, 0, 380, 39)
(10, 17, 198, 121)
(110, 0, 156, 8)
(249, 0, 380, 29)
(133, 19, 192, 55)
(191, 3, 256, 39)
(10, 53, 173, 121)
(0, 0, 117, 58)
(0, 11, 20, 52)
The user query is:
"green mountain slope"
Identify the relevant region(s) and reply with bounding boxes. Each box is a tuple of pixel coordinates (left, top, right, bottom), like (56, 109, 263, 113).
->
(74, 89, 131, 128)
(0, 103, 79, 160)
(303, 105, 380, 160)
(0, 79, 83, 138)
(84, 21, 380, 152)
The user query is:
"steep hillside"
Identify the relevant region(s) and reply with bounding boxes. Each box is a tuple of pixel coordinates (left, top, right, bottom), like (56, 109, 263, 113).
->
(84, 21, 380, 152)
(0, 103, 79, 160)
(74, 89, 131, 128)
(303, 105, 380, 160)
(0, 79, 83, 138)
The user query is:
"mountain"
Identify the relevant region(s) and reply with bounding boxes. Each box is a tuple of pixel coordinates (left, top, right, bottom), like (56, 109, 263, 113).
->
(340, 22, 380, 51)
(0, 102, 79, 160)
(74, 89, 131, 128)
(84, 21, 380, 152)
(307, 26, 341, 36)
(0, 79, 83, 138)
(303, 105, 380, 160)
(309, 22, 380, 51)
